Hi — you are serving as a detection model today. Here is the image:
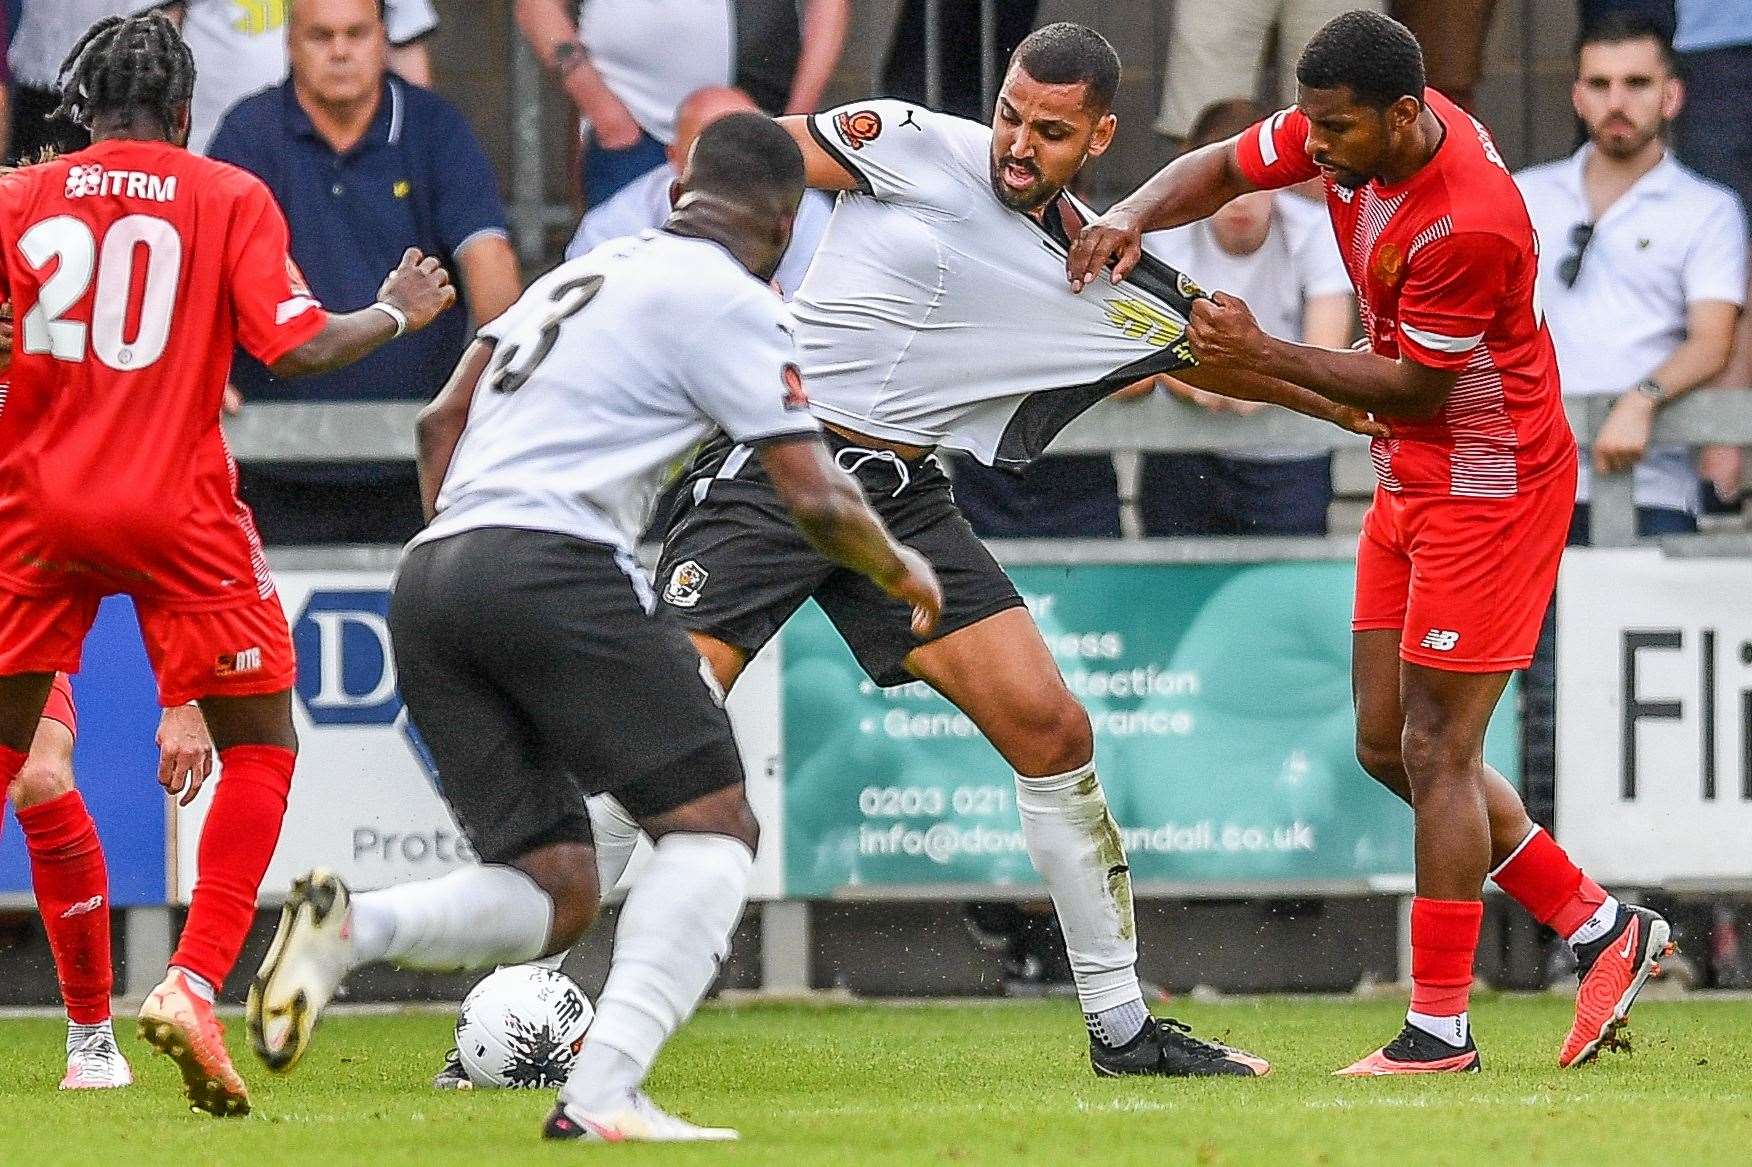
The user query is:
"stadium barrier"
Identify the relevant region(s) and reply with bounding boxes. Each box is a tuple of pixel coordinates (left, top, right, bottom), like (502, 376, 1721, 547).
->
(3, 392, 1747, 992)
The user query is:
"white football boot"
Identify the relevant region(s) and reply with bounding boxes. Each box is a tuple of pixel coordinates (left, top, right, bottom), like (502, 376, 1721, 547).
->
(246, 868, 357, 1072)
(61, 1026, 133, 1089)
(542, 1090, 739, 1143)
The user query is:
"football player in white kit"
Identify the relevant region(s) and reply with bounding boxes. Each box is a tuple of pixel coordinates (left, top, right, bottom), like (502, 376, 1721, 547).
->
(657, 23, 1381, 1079)
(245, 113, 942, 1142)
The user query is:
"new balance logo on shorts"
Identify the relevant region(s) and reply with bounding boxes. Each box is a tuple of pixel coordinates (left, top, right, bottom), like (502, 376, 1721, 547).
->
(664, 561, 709, 608)
(216, 646, 263, 675)
(1420, 629, 1461, 652)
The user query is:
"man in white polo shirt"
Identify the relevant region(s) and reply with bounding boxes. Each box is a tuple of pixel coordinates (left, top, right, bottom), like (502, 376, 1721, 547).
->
(1516, 11, 1746, 540)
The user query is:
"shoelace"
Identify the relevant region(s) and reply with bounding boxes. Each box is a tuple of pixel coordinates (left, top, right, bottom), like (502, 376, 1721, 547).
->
(834, 446, 912, 497)
(70, 1033, 123, 1073)
(1156, 1016, 1237, 1060)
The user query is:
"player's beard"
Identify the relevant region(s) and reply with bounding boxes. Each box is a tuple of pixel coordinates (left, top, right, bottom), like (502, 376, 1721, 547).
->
(989, 157, 1055, 213)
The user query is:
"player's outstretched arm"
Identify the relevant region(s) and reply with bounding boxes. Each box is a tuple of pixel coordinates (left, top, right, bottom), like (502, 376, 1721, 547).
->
(271, 249, 458, 379)
(1189, 291, 1457, 419)
(759, 436, 943, 635)
(1068, 137, 1257, 291)
(415, 338, 496, 522)
(1175, 360, 1389, 439)
(777, 115, 865, 192)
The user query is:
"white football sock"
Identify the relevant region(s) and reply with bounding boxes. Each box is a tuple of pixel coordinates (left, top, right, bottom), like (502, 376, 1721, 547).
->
(1406, 1009, 1470, 1048)
(589, 794, 642, 894)
(563, 833, 752, 1110)
(1566, 896, 1620, 949)
(349, 864, 552, 972)
(1014, 762, 1142, 1016)
(170, 965, 216, 1003)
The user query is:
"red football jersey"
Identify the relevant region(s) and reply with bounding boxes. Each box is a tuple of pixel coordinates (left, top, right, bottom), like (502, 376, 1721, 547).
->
(0, 139, 327, 606)
(1236, 89, 1574, 498)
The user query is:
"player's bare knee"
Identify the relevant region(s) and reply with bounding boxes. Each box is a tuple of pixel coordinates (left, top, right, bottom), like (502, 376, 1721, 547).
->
(1005, 696, 1093, 777)
(10, 758, 74, 809)
(641, 786, 760, 851)
(1354, 734, 1409, 794)
(1398, 719, 1478, 794)
(510, 842, 600, 951)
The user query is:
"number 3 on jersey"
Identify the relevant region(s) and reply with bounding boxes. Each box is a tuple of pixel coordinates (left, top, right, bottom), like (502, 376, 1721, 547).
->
(19, 214, 183, 371)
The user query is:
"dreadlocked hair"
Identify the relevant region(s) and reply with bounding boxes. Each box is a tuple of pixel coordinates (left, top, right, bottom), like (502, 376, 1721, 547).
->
(54, 12, 195, 137)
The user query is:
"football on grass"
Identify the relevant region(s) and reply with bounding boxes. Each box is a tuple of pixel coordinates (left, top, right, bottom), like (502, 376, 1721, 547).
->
(454, 966, 593, 1089)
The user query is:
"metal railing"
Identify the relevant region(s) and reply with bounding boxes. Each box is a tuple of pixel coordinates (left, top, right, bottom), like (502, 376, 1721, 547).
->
(223, 389, 1752, 553)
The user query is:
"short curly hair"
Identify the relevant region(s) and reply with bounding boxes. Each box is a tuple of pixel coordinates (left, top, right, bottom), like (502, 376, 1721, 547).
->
(1295, 10, 1425, 110)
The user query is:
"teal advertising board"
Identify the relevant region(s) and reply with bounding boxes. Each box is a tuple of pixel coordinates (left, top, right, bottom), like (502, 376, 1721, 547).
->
(781, 562, 1520, 896)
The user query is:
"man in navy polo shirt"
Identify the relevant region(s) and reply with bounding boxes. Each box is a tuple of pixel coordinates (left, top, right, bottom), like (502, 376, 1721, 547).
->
(210, 0, 520, 545)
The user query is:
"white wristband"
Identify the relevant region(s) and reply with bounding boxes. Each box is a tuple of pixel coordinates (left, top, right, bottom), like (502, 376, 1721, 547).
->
(369, 300, 409, 338)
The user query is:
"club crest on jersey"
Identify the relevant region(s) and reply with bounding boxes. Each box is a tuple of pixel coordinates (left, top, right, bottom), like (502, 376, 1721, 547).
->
(1174, 270, 1205, 301)
(1373, 243, 1406, 286)
(781, 363, 810, 411)
(1103, 299, 1185, 348)
(833, 109, 883, 151)
(664, 561, 710, 608)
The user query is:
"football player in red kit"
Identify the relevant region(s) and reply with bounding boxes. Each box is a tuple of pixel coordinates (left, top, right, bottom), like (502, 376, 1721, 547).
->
(1068, 10, 1671, 1073)
(0, 13, 454, 1114)
(2, 673, 211, 1090)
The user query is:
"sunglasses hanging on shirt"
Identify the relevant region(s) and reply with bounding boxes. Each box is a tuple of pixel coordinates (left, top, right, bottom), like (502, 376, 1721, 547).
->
(1558, 222, 1595, 288)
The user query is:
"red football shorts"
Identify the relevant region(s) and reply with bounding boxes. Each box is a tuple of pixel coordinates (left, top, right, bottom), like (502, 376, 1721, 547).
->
(1353, 462, 1576, 673)
(0, 590, 296, 708)
(41, 671, 77, 735)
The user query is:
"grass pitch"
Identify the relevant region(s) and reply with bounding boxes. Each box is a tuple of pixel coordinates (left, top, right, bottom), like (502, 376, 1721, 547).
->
(2, 996, 1749, 1166)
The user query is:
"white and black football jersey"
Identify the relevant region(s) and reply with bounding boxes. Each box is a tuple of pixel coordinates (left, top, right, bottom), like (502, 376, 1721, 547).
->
(415, 230, 820, 554)
(795, 99, 1205, 468)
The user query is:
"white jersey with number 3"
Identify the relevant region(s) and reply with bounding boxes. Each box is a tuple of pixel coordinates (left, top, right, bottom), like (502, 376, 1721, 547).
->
(418, 230, 820, 554)
(795, 100, 1204, 468)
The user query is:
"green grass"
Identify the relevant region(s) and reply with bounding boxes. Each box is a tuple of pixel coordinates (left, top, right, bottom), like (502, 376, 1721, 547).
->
(3, 996, 1750, 1165)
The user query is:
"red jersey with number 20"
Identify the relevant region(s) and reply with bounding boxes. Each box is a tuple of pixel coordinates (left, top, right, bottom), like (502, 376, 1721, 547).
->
(1236, 89, 1574, 498)
(0, 139, 327, 607)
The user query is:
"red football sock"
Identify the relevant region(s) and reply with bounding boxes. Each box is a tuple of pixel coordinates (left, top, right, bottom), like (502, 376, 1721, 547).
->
(18, 790, 112, 1024)
(1409, 897, 1484, 1017)
(1490, 827, 1608, 940)
(171, 745, 295, 989)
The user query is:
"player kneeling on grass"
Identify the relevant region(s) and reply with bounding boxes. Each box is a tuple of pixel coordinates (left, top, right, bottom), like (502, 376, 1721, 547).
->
(246, 112, 943, 1143)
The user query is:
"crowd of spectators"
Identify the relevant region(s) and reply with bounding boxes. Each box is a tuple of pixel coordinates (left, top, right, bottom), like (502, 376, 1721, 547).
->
(0, 1, 1748, 983)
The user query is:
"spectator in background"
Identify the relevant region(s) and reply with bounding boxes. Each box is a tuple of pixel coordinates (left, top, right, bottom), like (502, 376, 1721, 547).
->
(514, 0, 849, 208)
(1155, 0, 1379, 150)
(881, 0, 1040, 117)
(1517, 12, 1745, 541)
(209, 0, 520, 545)
(1672, 0, 1752, 514)
(1134, 98, 1355, 537)
(0, 1, 12, 163)
(163, 0, 439, 156)
(1388, 0, 1498, 110)
(565, 84, 832, 299)
(7, 1, 160, 160)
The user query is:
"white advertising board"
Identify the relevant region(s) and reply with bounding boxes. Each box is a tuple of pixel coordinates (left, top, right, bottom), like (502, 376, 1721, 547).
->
(1556, 549, 1752, 887)
(174, 570, 784, 902)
